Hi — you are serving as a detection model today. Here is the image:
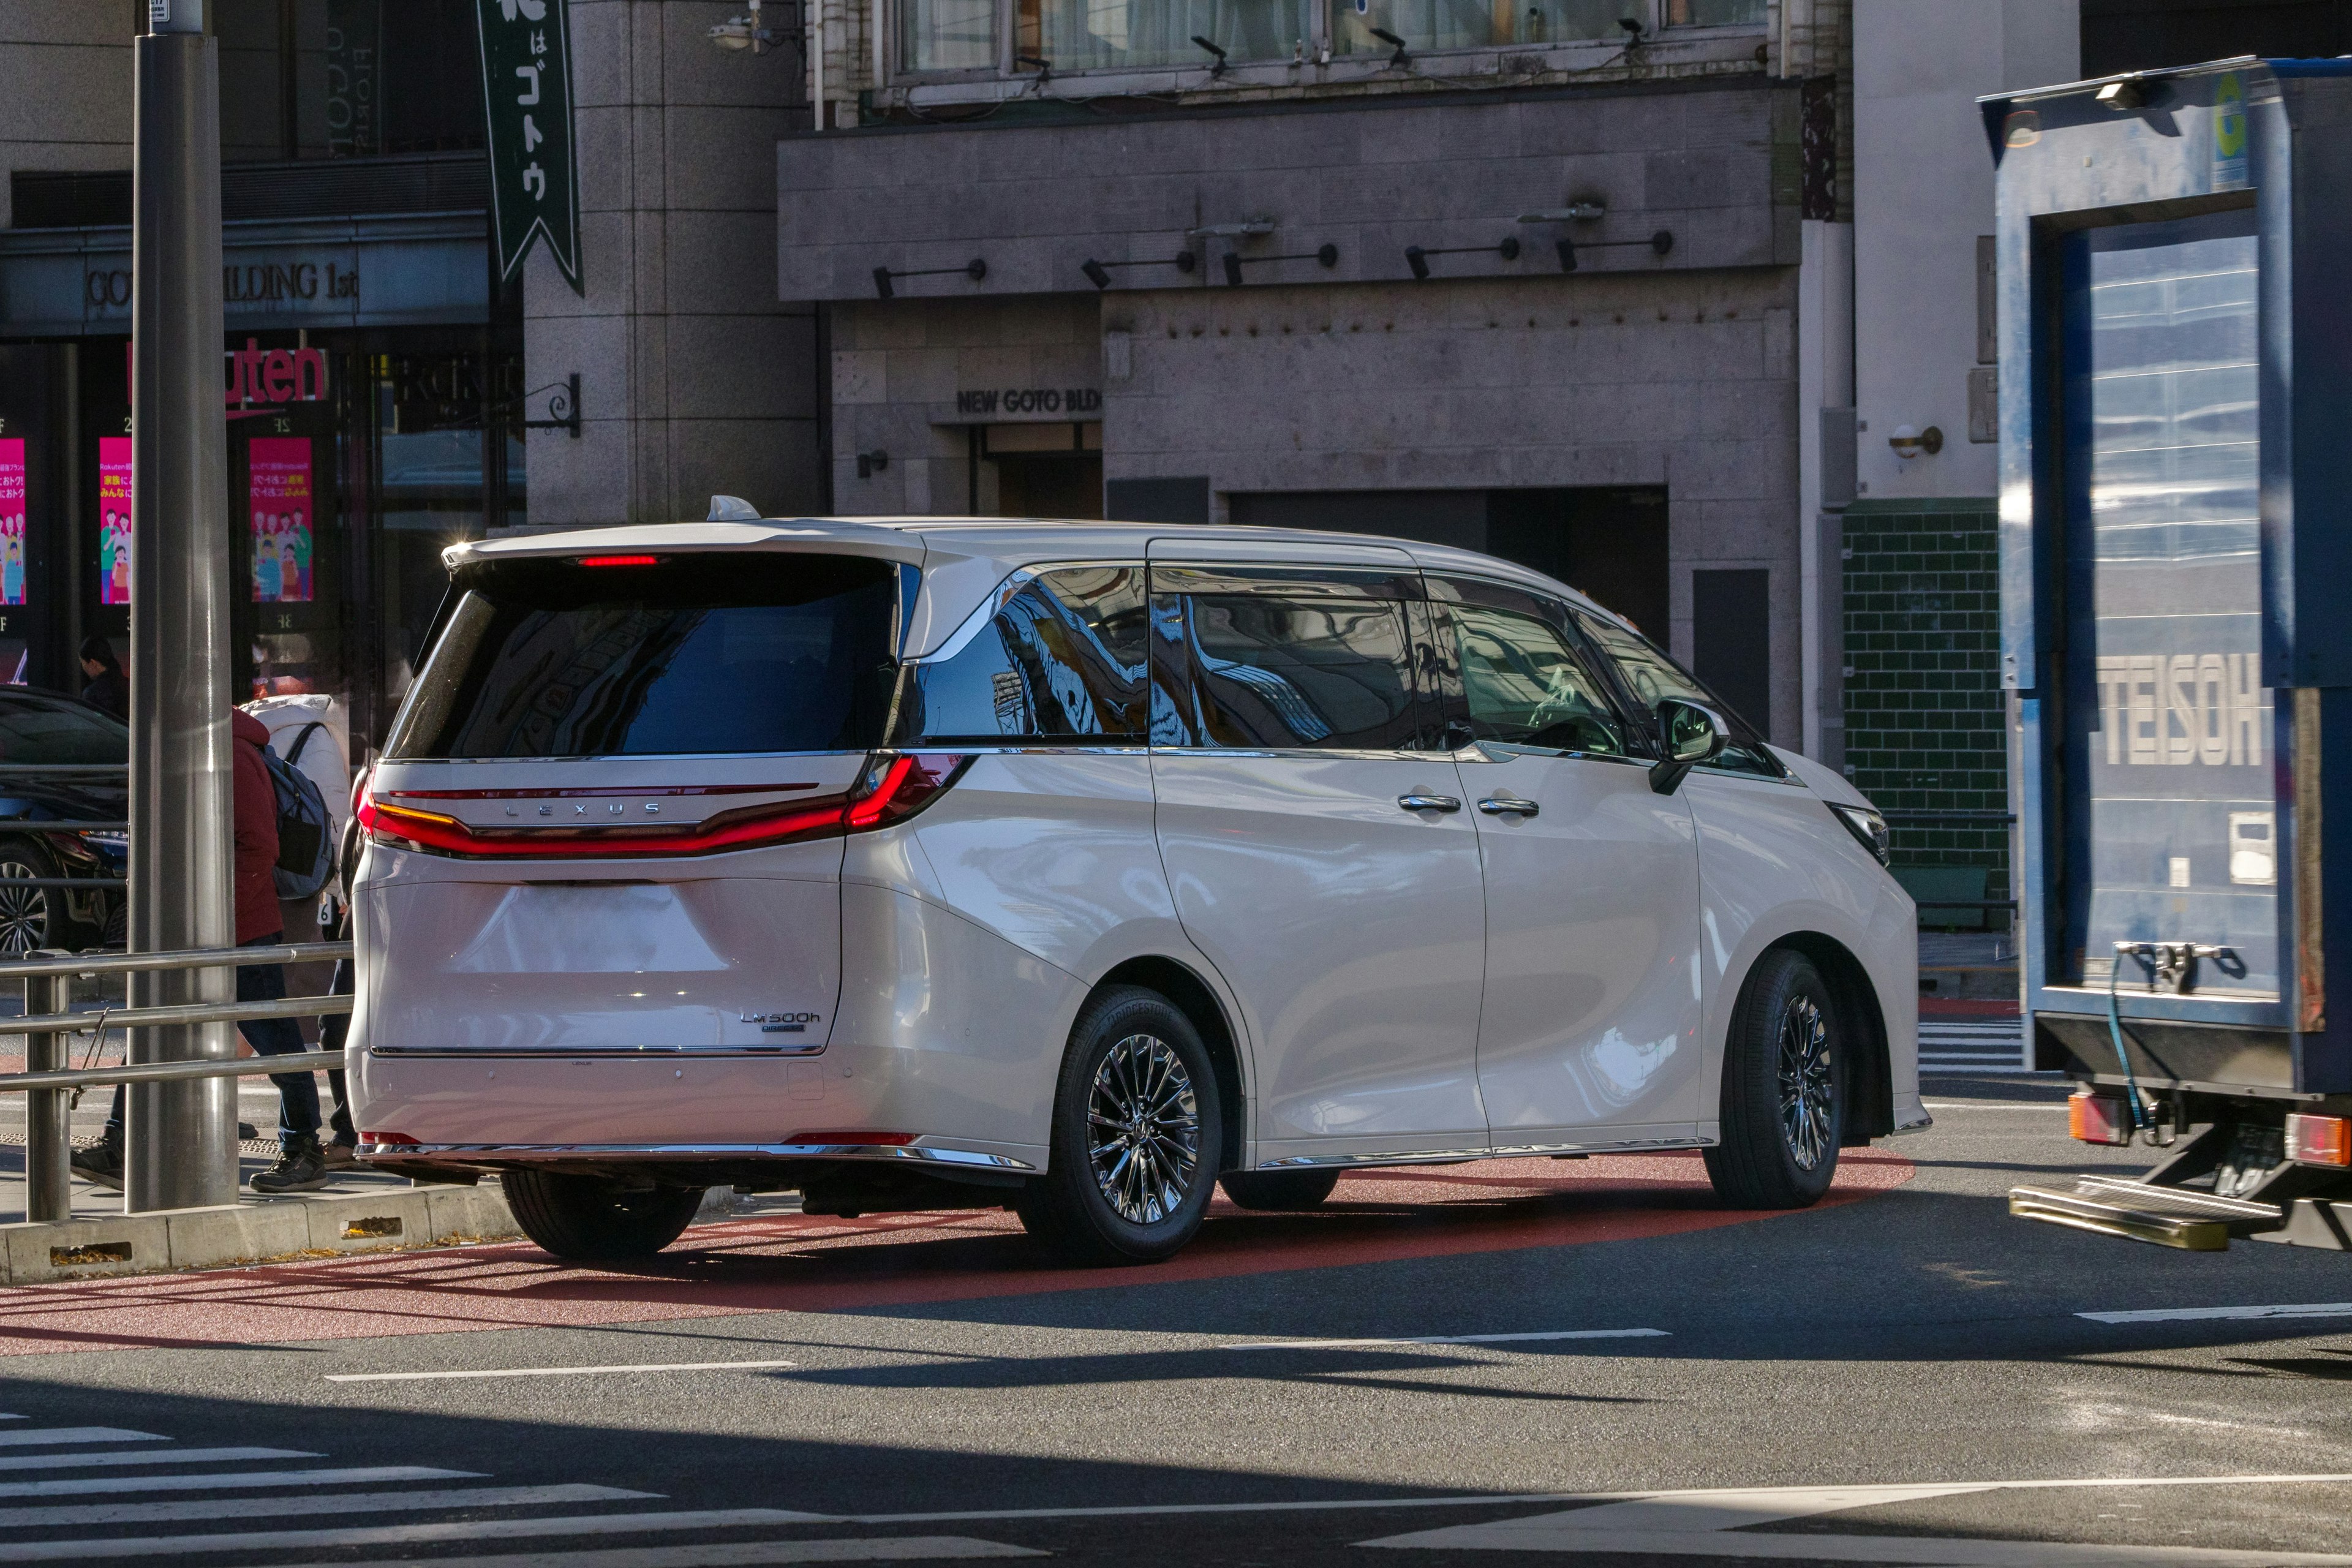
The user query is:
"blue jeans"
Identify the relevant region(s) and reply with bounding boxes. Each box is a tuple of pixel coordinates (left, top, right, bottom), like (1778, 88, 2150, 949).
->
(105, 931, 320, 1149)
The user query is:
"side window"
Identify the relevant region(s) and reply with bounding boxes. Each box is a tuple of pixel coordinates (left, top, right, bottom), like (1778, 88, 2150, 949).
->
(1155, 592, 1423, 751)
(897, 566, 1148, 742)
(1572, 609, 1782, 778)
(1445, 602, 1628, 758)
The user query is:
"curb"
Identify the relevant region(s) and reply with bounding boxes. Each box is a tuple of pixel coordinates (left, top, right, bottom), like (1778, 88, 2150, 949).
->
(0, 1180, 518, 1284)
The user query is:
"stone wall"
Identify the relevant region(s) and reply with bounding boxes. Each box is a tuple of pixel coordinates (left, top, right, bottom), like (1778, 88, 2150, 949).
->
(0, 2, 132, 230)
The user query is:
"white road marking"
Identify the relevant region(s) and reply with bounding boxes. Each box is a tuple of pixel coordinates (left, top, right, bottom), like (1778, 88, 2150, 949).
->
(0, 1482, 659, 1530)
(325, 1359, 799, 1384)
(0, 1465, 480, 1500)
(0, 1447, 318, 1474)
(0, 1508, 834, 1561)
(256, 1539, 1044, 1567)
(0, 1428, 163, 1449)
(1221, 1329, 1668, 1351)
(2081, 1302, 2352, 1325)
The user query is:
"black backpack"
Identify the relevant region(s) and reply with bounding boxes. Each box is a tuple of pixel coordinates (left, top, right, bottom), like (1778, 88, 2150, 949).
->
(263, 722, 336, 901)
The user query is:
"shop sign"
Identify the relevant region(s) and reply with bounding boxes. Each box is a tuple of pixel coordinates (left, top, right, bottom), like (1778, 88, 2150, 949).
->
(85, 262, 361, 314)
(955, 386, 1104, 418)
(122, 340, 333, 421)
(475, 0, 582, 294)
(0, 439, 23, 608)
(98, 437, 131, 607)
(247, 437, 315, 605)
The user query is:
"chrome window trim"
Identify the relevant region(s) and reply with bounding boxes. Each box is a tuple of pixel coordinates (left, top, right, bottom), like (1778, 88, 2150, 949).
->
(364, 1140, 1036, 1170)
(370, 1045, 829, 1060)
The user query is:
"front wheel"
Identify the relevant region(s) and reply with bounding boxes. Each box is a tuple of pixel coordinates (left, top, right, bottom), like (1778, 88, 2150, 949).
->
(1703, 948, 1844, 1209)
(1017, 986, 1223, 1265)
(502, 1170, 704, 1262)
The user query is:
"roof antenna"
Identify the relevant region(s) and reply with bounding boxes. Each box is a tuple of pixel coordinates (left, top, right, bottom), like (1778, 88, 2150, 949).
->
(708, 495, 761, 521)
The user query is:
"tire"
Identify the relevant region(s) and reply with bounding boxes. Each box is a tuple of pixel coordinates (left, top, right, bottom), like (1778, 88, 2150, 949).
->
(1703, 948, 1845, 1209)
(1016, 985, 1223, 1265)
(502, 1170, 704, 1262)
(1219, 1169, 1340, 1212)
(0, 837, 70, 959)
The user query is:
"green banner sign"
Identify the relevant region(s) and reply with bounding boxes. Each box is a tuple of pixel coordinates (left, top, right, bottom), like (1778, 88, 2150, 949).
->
(475, 0, 582, 294)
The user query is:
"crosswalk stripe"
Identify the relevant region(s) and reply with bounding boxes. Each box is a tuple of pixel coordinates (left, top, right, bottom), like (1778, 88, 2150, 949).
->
(0, 1447, 319, 1475)
(0, 1482, 658, 1531)
(0, 1465, 481, 1501)
(255, 1540, 1046, 1567)
(0, 1507, 832, 1561)
(0, 1430, 164, 1450)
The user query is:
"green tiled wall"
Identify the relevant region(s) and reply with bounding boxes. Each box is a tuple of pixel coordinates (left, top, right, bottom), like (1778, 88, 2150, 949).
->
(1841, 497, 2007, 927)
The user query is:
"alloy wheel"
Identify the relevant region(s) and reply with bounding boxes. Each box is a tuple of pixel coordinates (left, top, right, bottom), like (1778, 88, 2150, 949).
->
(0, 860, 48, 958)
(1085, 1031, 1202, 1224)
(1776, 993, 1834, 1172)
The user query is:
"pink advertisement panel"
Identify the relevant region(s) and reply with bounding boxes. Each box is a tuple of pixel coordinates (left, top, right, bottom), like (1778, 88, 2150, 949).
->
(98, 435, 132, 605)
(0, 438, 24, 607)
(246, 437, 313, 603)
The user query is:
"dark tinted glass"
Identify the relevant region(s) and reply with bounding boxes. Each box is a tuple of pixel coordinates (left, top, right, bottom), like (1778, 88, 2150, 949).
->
(1572, 609, 1781, 777)
(896, 567, 1148, 743)
(0, 693, 127, 765)
(388, 554, 896, 759)
(1155, 594, 1421, 750)
(1446, 603, 1627, 756)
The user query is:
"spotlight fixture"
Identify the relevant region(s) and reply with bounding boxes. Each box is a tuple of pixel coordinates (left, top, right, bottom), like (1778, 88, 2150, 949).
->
(709, 0, 786, 53)
(1517, 202, 1607, 223)
(856, 450, 891, 478)
(1081, 252, 1197, 290)
(2095, 78, 2144, 111)
(1015, 53, 1052, 82)
(872, 258, 989, 299)
(1552, 230, 1673, 273)
(1617, 15, 1645, 40)
(1888, 424, 1945, 459)
(1368, 25, 1410, 68)
(1222, 243, 1340, 285)
(1404, 236, 1521, 280)
(1191, 34, 1229, 75)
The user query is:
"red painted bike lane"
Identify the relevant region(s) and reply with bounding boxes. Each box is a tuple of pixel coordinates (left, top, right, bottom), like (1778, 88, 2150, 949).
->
(0, 1150, 1912, 1357)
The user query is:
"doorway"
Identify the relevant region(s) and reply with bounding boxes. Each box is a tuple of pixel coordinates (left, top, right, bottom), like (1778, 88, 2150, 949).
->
(970, 423, 1102, 519)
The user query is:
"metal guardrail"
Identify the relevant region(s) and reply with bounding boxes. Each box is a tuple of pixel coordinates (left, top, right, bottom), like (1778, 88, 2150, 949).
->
(4, 940, 355, 1224)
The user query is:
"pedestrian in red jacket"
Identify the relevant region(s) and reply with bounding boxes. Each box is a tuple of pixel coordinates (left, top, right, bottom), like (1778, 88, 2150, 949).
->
(73, 710, 328, 1193)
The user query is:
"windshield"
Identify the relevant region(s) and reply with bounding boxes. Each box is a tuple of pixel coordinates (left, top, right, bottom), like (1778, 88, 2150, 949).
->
(0, 692, 129, 765)
(386, 553, 898, 760)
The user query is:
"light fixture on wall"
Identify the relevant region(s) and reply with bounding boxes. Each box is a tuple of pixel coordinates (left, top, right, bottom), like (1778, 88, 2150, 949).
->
(1016, 53, 1054, 82)
(1888, 424, 1944, 459)
(857, 450, 891, 478)
(1221, 243, 1340, 286)
(1551, 230, 1673, 273)
(1404, 237, 1520, 280)
(872, 258, 989, 299)
(2096, 78, 2146, 111)
(709, 0, 787, 54)
(1191, 35, 1229, 76)
(1517, 201, 1607, 224)
(1368, 26, 1411, 68)
(1081, 252, 1198, 290)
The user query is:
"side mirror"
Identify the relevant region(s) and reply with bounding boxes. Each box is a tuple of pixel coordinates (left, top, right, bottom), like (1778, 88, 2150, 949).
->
(1648, 698, 1730, 795)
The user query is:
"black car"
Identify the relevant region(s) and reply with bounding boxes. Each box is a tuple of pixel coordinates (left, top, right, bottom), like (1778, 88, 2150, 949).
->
(0, 688, 127, 956)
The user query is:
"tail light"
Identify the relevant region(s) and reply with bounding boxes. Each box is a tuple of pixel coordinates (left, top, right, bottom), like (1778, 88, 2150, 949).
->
(2286, 1114, 2351, 1167)
(2069, 1091, 2132, 1146)
(360, 754, 971, 861)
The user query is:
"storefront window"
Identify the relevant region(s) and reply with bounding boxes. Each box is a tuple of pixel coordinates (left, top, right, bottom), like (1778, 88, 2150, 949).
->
(903, 0, 999, 72)
(1019, 0, 1314, 70)
(1661, 0, 1765, 25)
(1335, 0, 1634, 54)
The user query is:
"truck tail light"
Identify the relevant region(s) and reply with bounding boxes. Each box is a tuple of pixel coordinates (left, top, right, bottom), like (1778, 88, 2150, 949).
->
(2286, 1114, 2352, 1167)
(2069, 1091, 2132, 1146)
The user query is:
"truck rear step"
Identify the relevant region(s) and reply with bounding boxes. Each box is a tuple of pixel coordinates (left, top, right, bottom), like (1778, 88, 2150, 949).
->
(2008, 1175, 2283, 1251)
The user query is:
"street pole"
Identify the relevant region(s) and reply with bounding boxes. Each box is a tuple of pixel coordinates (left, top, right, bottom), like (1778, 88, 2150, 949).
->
(127, 0, 238, 1213)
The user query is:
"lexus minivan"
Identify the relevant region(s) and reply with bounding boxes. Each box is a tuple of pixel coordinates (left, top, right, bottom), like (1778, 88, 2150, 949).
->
(351, 514, 1925, 1264)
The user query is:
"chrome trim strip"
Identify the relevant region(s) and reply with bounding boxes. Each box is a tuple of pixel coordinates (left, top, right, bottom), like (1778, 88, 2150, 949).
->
(1255, 1136, 1711, 1170)
(362, 1140, 1035, 1170)
(369, 1046, 829, 1060)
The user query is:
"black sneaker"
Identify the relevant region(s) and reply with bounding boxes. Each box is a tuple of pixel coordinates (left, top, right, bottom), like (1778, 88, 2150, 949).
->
(250, 1139, 328, 1194)
(70, 1139, 123, 1191)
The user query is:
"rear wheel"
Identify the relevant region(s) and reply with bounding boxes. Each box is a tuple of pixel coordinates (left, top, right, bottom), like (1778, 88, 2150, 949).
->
(1219, 1169, 1340, 1212)
(1017, 986, 1223, 1265)
(0, 838, 69, 958)
(1703, 948, 1844, 1209)
(502, 1170, 704, 1262)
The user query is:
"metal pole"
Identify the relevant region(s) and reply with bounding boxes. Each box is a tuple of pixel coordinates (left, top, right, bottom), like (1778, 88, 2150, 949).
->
(128, 0, 238, 1213)
(21, 955, 69, 1223)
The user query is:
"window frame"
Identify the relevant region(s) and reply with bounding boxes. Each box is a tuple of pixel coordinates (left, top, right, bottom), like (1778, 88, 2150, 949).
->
(1567, 603, 1793, 782)
(894, 561, 1151, 747)
(1424, 575, 1641, 766)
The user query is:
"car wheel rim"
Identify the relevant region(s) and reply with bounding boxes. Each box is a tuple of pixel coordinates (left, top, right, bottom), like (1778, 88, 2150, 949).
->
(1086, 1031, 1201, 1225)
(1777, 993, 1834, 1172)
(0, 861, 48, 959)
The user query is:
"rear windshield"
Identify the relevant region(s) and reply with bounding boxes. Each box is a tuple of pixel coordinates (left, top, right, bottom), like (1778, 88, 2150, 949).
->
(386, 554, 897, 760)
(0, 693, 127, 765)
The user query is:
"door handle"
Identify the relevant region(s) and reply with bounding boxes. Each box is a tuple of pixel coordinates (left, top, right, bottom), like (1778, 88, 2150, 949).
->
(1477, 796, 1539, 818)
(1396, 793, 1462, 813)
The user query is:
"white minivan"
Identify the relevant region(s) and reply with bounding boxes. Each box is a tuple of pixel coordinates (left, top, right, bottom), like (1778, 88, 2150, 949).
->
(351, 514, 1925, 1264)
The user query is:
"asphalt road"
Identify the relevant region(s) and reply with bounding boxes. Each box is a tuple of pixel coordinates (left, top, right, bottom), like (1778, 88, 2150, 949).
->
(8, 1072, 2352, 1567)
